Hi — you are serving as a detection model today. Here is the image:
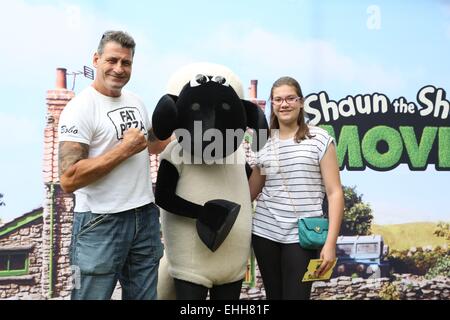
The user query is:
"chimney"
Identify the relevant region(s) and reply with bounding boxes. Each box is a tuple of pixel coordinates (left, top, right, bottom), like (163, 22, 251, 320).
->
(55, 68, 67, 89)
(248, 79, 266, 112)
(248, 80, 258, 99)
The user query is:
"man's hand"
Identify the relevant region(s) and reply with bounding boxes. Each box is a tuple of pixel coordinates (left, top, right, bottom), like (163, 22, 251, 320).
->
(121, 128, 148, 157)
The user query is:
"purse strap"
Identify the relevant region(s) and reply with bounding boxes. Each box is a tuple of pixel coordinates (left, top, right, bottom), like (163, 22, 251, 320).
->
(271, 132, 301, 219)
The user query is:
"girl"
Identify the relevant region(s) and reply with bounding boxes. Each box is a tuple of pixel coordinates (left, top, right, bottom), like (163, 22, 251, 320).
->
(249, 76, 344, 299)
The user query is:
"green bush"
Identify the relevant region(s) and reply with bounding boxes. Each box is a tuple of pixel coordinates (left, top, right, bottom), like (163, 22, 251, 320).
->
(388, 246, 449, 275)
(434, 222, 450, 241)
(425, 255, 450, 279)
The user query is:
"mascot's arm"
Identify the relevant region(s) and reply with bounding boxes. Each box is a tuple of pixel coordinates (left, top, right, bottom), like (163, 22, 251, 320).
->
(155, 159, 241, 251)
(155, 160, 240, 224)
(155, 159, 202, 218)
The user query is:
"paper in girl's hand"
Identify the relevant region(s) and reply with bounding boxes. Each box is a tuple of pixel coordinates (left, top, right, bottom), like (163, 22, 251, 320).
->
(301, 259, 337, 282)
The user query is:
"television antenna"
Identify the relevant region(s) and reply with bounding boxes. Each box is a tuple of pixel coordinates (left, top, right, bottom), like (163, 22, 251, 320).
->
(67, 66, 94, 91)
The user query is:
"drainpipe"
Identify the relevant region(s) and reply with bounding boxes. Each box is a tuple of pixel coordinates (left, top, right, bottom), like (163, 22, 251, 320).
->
(44, 68, 73, 299)
(48, 68, 66, 298)
(48, 183, 55, 298)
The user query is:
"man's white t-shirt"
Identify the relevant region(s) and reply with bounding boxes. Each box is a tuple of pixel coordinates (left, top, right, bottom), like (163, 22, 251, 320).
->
(58, 86, 154, 213)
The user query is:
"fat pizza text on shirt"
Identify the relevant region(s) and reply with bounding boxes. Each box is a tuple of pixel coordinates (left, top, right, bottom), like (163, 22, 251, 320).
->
(107, 107, 147, 140)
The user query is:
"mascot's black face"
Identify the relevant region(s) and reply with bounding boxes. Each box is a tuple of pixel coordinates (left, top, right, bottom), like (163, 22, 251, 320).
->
(152, 73, 268, 163)
(176, 75, 247, 161)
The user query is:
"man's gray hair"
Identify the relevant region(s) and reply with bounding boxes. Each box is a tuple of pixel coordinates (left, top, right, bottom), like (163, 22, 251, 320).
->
(97, 30, 136, 56)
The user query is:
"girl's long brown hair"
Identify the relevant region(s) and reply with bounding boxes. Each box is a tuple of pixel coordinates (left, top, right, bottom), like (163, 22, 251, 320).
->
(269, 76, 313, 143)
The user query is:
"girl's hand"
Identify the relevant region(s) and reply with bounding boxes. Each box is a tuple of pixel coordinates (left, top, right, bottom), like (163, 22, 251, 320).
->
(315, 242, 336, 277)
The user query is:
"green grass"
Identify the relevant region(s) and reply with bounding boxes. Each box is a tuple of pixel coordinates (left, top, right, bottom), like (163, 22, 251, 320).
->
(371, 222, 449, 251)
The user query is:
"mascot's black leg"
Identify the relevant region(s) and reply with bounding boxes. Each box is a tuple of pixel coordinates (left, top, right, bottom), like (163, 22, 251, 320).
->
(209, 279, 244, 300)
(174, 278, 208, 300)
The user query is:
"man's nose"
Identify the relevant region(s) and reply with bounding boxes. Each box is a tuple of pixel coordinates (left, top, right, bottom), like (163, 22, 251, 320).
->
(113, 63, 125, 74)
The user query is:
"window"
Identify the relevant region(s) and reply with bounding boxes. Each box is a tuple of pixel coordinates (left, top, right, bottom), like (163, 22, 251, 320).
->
(0, 255, 8, 270)
(0, 251, 29, 277)
(356, 243, 378, 254)
(336, 244, 353, 257)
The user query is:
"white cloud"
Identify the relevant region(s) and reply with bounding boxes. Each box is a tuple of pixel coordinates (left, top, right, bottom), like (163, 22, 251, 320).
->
(0, 1, 196, 112)
(0, 1, 132, 89)
(0, 2, 407, 111)
(1, 2, 87, 74)
(191, 25, 406, 93)
(0, 1, 171, 121)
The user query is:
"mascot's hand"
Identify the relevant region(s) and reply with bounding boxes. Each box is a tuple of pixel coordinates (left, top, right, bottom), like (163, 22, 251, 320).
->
(196, 199, 241, 252)
(201, 200, 240, 231)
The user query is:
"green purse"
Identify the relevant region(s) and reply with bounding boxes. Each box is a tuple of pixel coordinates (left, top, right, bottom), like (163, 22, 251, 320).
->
(298, 217, 329, 250)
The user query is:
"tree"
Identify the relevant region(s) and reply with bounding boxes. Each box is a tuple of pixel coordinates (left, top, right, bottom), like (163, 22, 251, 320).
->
(340, 186, 374, 236)
(434, 222, 450, 241)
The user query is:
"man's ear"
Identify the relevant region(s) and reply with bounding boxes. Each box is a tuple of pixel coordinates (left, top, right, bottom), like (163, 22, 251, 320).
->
(93, 52, 100, 68)
(152, 94, 179, 140)
(242, 100, 269, 151)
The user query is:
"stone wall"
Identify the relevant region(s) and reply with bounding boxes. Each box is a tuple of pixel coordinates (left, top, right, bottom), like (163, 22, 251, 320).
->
(240, 265, 266, 300)
(310, 274, 449, 300)
(239, 264, 450, 300)
(0, 217, 43, 299)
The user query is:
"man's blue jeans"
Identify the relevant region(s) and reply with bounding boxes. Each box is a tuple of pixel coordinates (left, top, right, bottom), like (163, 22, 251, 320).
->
(70, 203, 164, 300)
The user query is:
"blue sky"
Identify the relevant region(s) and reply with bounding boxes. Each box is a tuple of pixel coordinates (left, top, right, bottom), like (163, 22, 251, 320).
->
(0, 0, 449, 224)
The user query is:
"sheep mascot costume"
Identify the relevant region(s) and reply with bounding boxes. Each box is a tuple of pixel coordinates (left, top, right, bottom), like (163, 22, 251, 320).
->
(153, 62, 268, 300)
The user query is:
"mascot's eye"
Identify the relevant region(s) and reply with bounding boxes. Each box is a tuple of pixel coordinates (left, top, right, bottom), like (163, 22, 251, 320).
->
(196, 74, 208, 84)
(212, 75, 229, 87)
(190, 74, 209, 87)
(221, 103, 231, 111)
(191, 103, 201, 111)
(212, 76, 225, 84)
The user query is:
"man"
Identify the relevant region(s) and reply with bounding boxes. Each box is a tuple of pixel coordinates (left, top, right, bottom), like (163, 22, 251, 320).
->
(58, 30, 167, 300)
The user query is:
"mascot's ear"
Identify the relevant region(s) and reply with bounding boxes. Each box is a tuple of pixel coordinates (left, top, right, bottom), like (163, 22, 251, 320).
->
(152, 94, 179, 140)
(242, 100, 269, 151)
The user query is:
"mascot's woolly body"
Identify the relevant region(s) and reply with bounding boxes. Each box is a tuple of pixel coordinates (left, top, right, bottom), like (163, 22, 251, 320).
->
(160, 140, 251, 286)
(153, 62, 268, 299)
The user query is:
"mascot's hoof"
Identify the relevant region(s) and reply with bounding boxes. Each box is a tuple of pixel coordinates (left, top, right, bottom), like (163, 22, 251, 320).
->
(197, 199, 241, 252)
